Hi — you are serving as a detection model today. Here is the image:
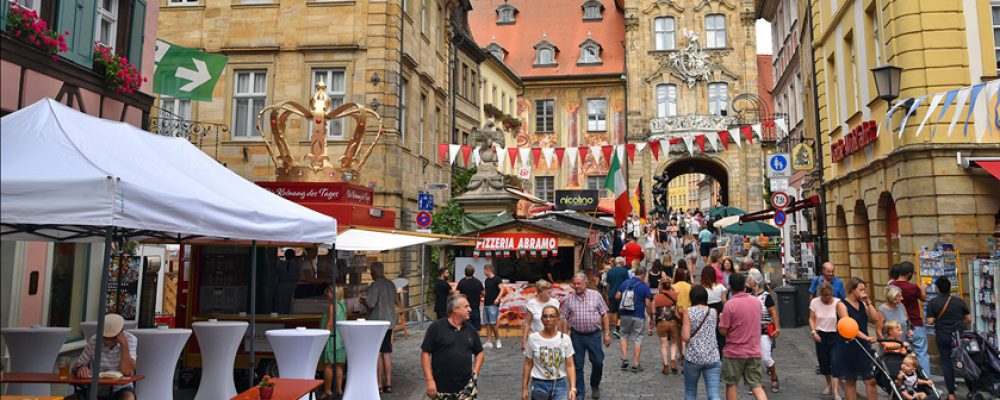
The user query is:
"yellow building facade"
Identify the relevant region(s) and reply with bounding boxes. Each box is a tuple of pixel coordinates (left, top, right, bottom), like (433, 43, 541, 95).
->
(157, 0, 466, 305)
(808, 0, 1000, 295)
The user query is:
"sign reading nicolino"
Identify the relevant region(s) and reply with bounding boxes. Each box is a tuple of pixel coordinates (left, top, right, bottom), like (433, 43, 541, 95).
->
(554, 190, 599, 211)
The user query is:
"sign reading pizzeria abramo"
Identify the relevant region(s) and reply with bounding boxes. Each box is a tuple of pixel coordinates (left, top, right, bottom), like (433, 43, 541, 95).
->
(554, 189, 599, 211)
(476, 233, 558, 251)
(256, 181, 373, 206)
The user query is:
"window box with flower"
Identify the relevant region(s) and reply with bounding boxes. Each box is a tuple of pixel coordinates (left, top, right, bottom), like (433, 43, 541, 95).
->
(93, 43, 147, 94)
(4, 1, 69, 61)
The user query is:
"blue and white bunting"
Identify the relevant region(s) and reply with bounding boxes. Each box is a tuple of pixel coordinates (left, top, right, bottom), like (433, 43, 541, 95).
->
(898, 96, 925, 139)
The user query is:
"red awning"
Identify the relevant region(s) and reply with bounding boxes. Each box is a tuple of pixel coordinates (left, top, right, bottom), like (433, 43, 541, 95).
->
(977, 160, 1000, 181)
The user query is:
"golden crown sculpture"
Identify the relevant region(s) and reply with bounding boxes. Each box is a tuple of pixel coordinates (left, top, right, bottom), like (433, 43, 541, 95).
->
(256, 80, 384, 183)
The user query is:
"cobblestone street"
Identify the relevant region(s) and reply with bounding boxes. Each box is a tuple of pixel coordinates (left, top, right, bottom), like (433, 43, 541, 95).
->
(376, 324, 959, 400)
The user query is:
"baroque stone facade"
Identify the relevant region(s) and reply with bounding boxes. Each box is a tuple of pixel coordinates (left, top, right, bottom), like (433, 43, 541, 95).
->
(622, 0, 766, 212)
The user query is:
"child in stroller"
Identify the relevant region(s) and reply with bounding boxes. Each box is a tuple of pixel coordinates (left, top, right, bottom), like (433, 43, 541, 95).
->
(881, 321, 912, 355)
(896, 354, 935, 399)
(874, 337, 940, 400)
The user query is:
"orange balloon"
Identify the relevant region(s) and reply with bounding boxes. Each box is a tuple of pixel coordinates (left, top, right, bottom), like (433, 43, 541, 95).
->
(837, 317, 859, 339)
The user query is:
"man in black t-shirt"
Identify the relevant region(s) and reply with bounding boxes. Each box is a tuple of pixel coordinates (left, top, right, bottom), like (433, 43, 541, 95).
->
(482, 264, 502, 349)
(456, 265, 484, 331)
(434, 268, 453, 319)
(925, 277, 971, 398)
(422, 294, 485, 398)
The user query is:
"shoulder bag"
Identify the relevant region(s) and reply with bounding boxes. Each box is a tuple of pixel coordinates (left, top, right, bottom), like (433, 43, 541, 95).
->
(689, 308, 712, 338)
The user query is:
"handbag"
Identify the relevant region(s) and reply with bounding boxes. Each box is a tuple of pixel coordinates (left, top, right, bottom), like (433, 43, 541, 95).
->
(952, 332, 982, 381)
(435, 375, 478, 400)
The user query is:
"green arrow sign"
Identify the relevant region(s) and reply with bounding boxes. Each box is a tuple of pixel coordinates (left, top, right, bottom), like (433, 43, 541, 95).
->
(153, 40, 228, 101)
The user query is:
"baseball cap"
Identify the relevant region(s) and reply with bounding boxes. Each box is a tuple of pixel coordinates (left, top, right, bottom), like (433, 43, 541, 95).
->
(103, 314, 125, 337)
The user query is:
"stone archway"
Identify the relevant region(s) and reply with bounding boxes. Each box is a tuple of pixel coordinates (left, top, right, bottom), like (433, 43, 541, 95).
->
(851, 199, 875, 295)
(829, 205, 850, 274)
(659, 156, 730, 204)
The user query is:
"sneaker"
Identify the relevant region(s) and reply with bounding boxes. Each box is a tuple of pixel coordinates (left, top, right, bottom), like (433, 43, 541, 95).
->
(591, 387, 601, 399)
(495, 340, 502, 349)
(483, 342, 493, 349)
(631, 364, 644, 373)
(620, 358, 629, 370)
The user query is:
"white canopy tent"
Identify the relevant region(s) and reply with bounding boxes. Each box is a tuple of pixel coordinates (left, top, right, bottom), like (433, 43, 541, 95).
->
(1, 99, 339, 398)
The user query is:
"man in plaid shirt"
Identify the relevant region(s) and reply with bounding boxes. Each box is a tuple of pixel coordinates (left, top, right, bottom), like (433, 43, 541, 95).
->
(561, 273, 611, 399)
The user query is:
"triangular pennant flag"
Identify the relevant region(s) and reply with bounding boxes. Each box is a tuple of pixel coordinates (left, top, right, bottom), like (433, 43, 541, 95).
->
(531, 147, 543, 168)
(947, 87, 971, 138)
(931, 89, 959, 138)
(519, 148, 532, 168)
(730, 127, 742, 148)
(706, 131, 720, 152)
(740, 126, 754, 143)
(626, 144, 637, 164)
(775, 118, 788, 136)
(695, 134, 706, 152)
(590, 146, 604, 164)
(460, 145, 473, 166)
(963, 83, 986, 139)
(542, 147, 555, 168)
(883, 97, 910, 137)
(496, 146, 507, 168)
(682, 135, 696, 156)
(751, 123, 763, 141)
(554, 147, 566, 167)
(660, 140, 671, 155)
(449, 144, 461, 164)
(615, 145, 625, 165)
(508, 147, 520, 168)
(987, 80, 1000, 130)
(438, 143, 449, 163)
(718, 130, 730, 150)
(579, 146, 590, 166)
(669, 138, 681, 145)
(566, 147, 579, 168)
(898, 96, 925, 138)
(648, 141, 661, 161)
(472, 146, 482, 166)
(915, 93, 944, 137)
(601, 145, 613, 164)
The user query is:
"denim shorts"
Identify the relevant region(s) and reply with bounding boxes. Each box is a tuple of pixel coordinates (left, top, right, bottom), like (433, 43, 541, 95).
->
(530, 377, 569, 400)
(483, 305, 499, 324)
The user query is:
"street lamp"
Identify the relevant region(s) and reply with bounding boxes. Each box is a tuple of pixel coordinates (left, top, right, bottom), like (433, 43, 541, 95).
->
(871, 64, 903, 104)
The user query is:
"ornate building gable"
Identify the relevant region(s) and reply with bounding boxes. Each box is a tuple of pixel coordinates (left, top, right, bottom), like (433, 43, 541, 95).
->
(640, 0, 685, 15)
(693, 0, 736, 12)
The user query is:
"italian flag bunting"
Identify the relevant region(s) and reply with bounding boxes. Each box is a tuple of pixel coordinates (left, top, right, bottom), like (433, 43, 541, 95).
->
(603, 151, 632, 227)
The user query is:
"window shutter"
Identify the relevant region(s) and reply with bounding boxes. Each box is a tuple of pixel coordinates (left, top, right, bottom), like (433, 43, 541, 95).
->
(1, 0, 10, 31)
(58, 0, 97, 67)
(127, 0, 145, 70)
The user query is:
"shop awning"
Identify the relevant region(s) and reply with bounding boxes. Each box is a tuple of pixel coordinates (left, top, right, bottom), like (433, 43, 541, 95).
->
(975, 160, 1000, 181)
(335, 227, 469, 251)
(958, 153, 1000, 181)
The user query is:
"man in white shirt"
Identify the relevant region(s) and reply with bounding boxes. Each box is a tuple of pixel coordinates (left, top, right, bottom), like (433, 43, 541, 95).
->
(74, 313, 137, 400)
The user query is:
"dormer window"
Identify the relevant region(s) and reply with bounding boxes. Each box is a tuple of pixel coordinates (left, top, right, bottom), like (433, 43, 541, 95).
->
(485, 41, 507, 62)
(533, 35, 559, 67)
(582, 0, 604, 21)
(496, 1, 517, 25)
(578, 37, 602, 65)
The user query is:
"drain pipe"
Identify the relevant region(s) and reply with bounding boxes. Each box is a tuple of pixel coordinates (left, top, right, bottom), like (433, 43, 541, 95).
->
(806, 0, 829, 265)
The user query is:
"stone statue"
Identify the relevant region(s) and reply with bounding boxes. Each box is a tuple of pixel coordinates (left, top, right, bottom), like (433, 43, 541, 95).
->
(465, 123, 507, 194)
(668, 29, 712, 88)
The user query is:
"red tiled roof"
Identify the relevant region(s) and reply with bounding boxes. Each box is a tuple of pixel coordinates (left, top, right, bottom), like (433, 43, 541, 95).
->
(469, 0, 625, 78)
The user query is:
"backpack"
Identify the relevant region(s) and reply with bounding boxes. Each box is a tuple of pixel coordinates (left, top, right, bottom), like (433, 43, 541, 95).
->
(619, 281, 640, 312)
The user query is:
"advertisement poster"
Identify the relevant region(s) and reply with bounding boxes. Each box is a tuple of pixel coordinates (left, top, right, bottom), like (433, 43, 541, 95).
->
(106, 255, 141, 320)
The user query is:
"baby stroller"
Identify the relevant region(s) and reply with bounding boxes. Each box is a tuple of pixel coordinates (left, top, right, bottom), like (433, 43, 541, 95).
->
(953, 331, 1000, 400)
(873, 339, 941, 400)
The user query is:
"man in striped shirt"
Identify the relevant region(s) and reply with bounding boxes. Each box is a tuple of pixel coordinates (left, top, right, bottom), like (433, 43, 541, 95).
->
(74, 313, 137, 400)
(561, 273, 611, 399)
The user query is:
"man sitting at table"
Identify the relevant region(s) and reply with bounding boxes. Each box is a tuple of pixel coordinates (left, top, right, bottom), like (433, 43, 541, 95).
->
(74, 313, 137, 400)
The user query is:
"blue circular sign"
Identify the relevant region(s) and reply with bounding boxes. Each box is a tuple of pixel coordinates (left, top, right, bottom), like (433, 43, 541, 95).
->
(773, 210, 787, 227)
(769, 155, 788, 172)
(416, 211, 433, 228)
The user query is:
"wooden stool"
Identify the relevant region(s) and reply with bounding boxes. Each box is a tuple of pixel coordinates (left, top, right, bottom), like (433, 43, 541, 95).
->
(394, 290, 410, 337)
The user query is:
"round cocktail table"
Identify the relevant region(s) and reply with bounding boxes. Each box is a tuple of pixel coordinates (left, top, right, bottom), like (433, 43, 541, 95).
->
(266, 328, 329, 400)
(0, 327, 70, 395)
(337, 320, 390, 400)
(191, 321, 247, 400)
(129, 327, 191, 400)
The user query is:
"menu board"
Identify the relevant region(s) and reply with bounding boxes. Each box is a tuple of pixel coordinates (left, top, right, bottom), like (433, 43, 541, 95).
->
(918, 244, 960, 302)
(105, 255, 141, 319)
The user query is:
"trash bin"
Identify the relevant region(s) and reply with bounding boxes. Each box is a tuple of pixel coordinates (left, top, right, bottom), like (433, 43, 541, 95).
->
(790, 279, 813, 326)
(775, 285, 799, 329)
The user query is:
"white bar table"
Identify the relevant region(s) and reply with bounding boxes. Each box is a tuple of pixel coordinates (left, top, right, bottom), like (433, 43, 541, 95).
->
(128, 327, 191, 400)
(0, 327, 70, 396)
(266, 327, 330, 400)
(80, 320, 138, 341)
(338, 320, 389, 400)
(191, 320, 247, 400)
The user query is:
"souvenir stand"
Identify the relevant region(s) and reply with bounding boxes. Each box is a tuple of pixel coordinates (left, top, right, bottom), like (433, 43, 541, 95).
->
(916, 242, 963, 303)
(969, 236, 1000, 348)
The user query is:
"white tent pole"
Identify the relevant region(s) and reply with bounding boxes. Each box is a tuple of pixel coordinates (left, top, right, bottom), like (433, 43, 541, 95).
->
(419, 244, 426, 323)
(330, 243, 338, 374)
(89, 226, 114, 400)
(249, 241, 257, 388)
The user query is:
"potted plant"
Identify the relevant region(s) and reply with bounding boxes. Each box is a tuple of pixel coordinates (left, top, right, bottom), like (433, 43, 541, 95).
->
(93, 43, 146, 94)
(258, 375, 275, 399)
(4, 0, 69, 61)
